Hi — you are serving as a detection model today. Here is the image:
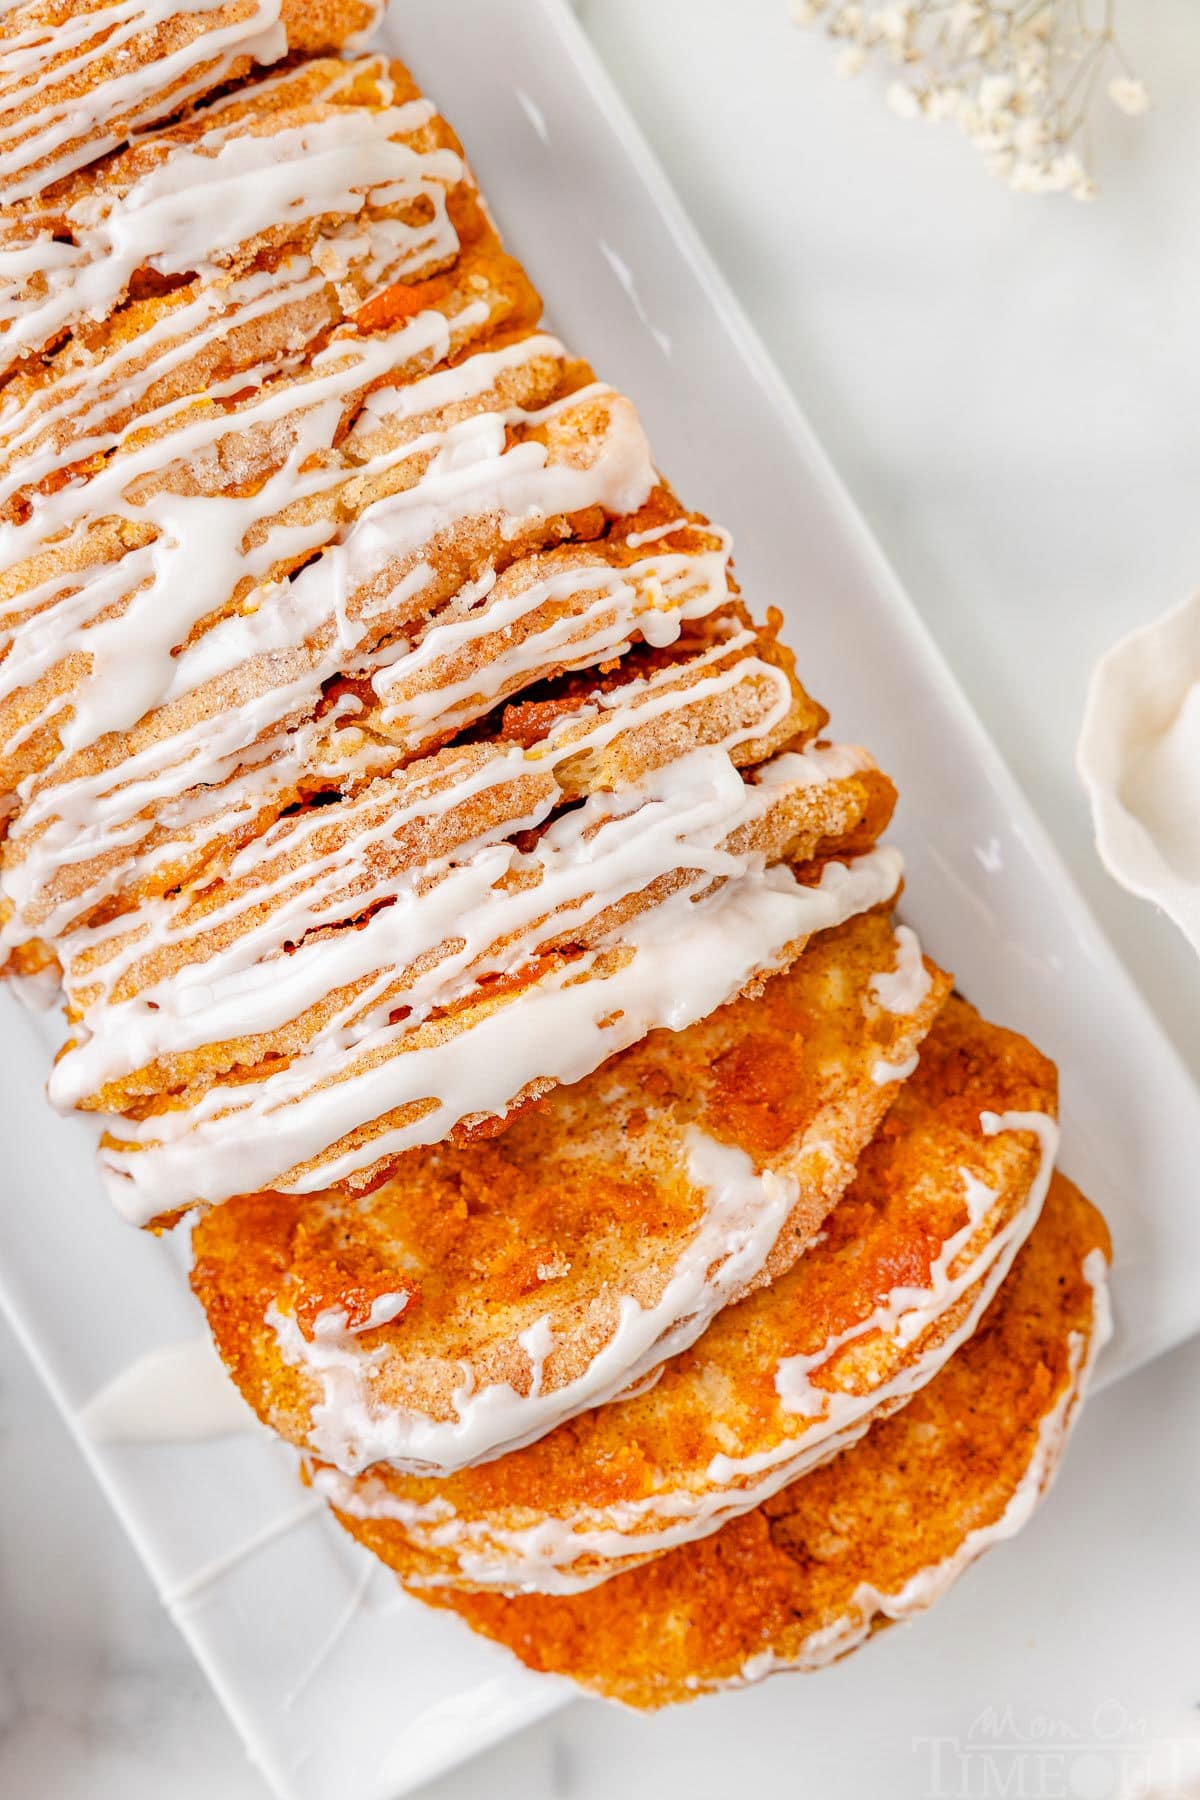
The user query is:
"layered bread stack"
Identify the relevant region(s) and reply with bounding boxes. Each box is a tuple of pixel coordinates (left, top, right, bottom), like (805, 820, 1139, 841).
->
(0, 0, 1111, 1707)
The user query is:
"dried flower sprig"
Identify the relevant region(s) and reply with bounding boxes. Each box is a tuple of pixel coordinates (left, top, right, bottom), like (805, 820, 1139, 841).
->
(791, 0, 1148, 199)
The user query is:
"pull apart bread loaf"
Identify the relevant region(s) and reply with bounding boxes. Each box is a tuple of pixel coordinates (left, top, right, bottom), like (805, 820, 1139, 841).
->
(304, 996, 1064, 1593)
(0, 1, 1111, 1709)
(425, 1173, 1111, 1706)
(0, 42, 901, 1226)
(191, 911, 952, 1477)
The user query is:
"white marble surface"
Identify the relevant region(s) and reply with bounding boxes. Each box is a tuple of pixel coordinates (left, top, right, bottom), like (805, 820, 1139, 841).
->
(4, 1, 1200, 1794)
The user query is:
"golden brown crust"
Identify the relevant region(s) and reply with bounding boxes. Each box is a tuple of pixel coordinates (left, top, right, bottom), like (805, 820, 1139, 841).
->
(0, 277, 553, 800)
(0, 8, 910, 1254)
(0, 56, 533, 415)
(418, 1173, 1109, 1706)
(317, 992, 1062, 1591)
(0, 1, 383, 206)
(1, 489, 744, 941)
(191, 908, 944, 1469)
(50, 609, 873, 1216)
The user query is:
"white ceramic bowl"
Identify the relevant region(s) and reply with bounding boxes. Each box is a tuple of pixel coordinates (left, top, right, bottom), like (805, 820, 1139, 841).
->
(1078, 590, 1200, 956)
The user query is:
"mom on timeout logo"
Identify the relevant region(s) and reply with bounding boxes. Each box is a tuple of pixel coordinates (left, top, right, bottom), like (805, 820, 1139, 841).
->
(912, 1701, 1200, 1799)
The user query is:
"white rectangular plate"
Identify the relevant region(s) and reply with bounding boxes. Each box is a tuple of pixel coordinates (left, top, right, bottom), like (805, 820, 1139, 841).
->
(2, 2, 1198, 1796)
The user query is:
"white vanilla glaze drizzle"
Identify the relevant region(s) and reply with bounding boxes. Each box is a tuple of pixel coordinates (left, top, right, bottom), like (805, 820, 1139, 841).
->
(367, 527, 737, 739)
(0, 326, 658, 942)
(78, 1335, 257, 1441)
(4, 521, 735, 943)
(0, 255, 320, 505)
(623, 517, 689, 547)
(0, 0, 299, 204)
(872, 1049, 920, 1086)
(267, 1130, 800, 1477)
(323, 1107, 1058, 1595)
(731, 1245, 1111, 1687)
(99, 840, 904, 1220)
(52, 636, 796, 1087)
(747, 740, 875, 791)
(868, 923, 932, 1014)
(0, 93, 462, 366)
(3, 322, 624, 754)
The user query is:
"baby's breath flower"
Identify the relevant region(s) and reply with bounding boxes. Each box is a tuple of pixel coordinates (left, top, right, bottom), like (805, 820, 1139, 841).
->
(925, 86, 963, 123)
(947, 2, 980, 35)
(977, 73, 1014, 115)
(1008, 160, 1049, 193)
(1108, 76, 1149, 116)
(1012, 116, 1049, 156)
(1050, 150, 1087, 188)
(886, 79, 922, 118)
(793, 0, 1147, 199)
(874, 2, 913, 44)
